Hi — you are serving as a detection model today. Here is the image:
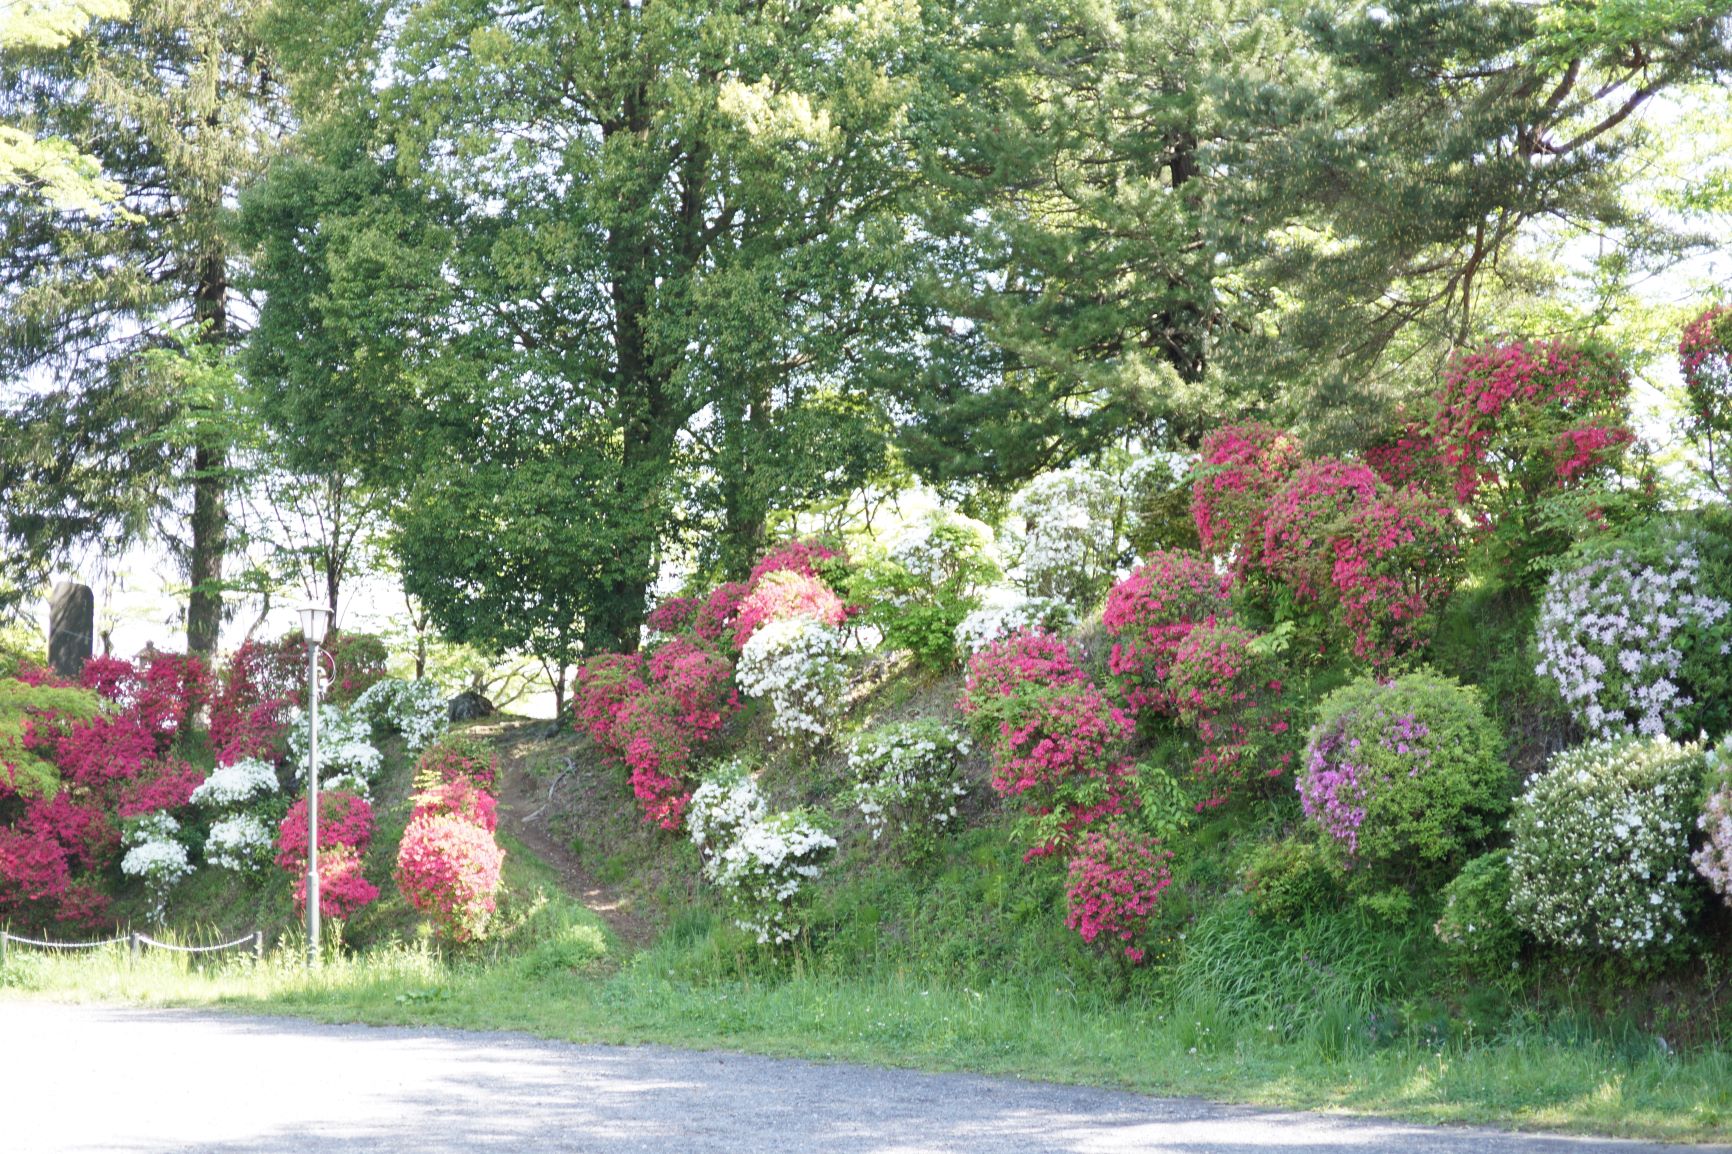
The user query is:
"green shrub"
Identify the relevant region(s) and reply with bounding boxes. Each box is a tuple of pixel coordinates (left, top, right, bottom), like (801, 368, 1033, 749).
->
(858, 511, 1001, 670)
(1434, 850, 1524, 983)
(0, 622, 44, 679)
(1297, 670, 1507, 890)
(1241, 836, 1340, 923)
(1509, 735, 1705, 960)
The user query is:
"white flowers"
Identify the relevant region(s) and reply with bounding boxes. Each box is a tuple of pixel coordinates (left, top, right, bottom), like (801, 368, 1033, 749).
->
(953, 587, 1074, 655)
(204, 813, 275, 872)
(686, 763, 835, 945)
(189, 757, 278, 808)
(121, 813, 193, 920)
(1534, 534, 1730, 740)
(352, 677, 449, 754)
(286, 703, 383, 792)
(846, 721, 970, 855)
(1508, 735, 1704, 956)
(1006, 463, 1121, 606)
(737, 616, 846, 739)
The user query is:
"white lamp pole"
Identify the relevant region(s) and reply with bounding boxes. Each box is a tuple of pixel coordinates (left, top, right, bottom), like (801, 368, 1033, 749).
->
(297, 603, 332, 967)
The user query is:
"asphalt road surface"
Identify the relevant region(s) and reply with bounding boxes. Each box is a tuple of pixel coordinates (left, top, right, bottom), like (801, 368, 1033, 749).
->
(1, 1001, 1724, 1153)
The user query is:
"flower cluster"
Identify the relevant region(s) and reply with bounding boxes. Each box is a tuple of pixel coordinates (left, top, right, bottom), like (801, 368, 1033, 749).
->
(688, 762, 835, 945)
(204, 813, 275, 872)
(1298, 672, 1505, 889)
(396, 774, 505, 942)
(1006, 463, 1121, 606)
(953, 588, 1074, 656)
(81, 652, 211, 749)
(645, 596, 704, 637)
(1534, 526, 1732, 739)
(207, 641, 291, 766)
(846, 721, 970, 859)
(1509, 735, 1704, 957)
(1064, 820, 1173, 963)
(286, 703, 384, 794)
(737, 616, 846, 741)
(120, 812, 192, 921)
(732, 570, 850, 650)
(1190, 423, 1303, 575)
(189, 757, 279, 808)
(1167, 620, 1290, 804)
(1692, 736, 1732, 906)
(413, 736, 499, 792)
(960, 630, 1132, 858)
(1680, 304, 1732, 436)
(276, 789, 379, 921)
(353, 677, 449, 754)
(750, 538, 845, 583)
(1102, 550, 1229, 716)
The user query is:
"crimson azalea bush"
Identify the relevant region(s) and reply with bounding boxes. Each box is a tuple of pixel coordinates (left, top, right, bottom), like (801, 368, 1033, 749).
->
(572, 653, 646, 747)
(959, 630, 1134, 858)
(1298, 671, 1506, 893)
(1191, 422, 1303, 576)
(276, 789, 378, 921)
(1064, 819, 1173, 963)
(1167, 620, 1290, 805)
(750, 538, 846, 583)
(693, 582, 750, 643)
(208, 641, 291, 766)
(1101, 550, 1229, 717)
(396, 775, 506, 943)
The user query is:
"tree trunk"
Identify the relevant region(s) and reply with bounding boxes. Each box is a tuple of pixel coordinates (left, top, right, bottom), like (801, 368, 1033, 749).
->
(186, 248, 229, 657)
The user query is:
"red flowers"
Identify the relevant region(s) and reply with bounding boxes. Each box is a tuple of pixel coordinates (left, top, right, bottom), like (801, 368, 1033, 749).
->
(276, 790, 379, 921)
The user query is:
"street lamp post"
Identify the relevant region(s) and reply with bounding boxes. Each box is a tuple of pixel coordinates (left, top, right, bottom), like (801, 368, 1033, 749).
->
(297, 603, 332, 967)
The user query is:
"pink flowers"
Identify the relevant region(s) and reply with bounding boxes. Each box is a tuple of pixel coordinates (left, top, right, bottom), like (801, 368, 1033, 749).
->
(396, 774, 505, 942)
(1064, 821, 1173, 964)
(1191, 423, 1303, 574)
(731, 571, 849, 650)
(275, 790, 379, 921)
(1101, 550, 1229, 716)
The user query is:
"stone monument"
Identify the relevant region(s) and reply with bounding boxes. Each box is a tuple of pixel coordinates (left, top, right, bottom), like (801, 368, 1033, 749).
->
(48, 582, 94, 680)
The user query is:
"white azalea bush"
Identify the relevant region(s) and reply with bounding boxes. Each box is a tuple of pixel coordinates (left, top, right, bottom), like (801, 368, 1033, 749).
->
(687, 762, 836, 945)
(736, 616, 846, 740)
(861, 510, 1002, 669)
(286, 703, 383, 793)
(189, 757, 278, 808)
(1508, 735, 1705, 958)
(708, 808, 837, 945)
(953, 587, 1075, 655)
(687, 761, 766, 857)
(846, 720, 970, 859)
(1534, 525, 1732, 739)
(121, 812, 193, 920)
(1693, 735, 1732, 906)
(203, 813, 276, 872)
(1006, 463, 1121, 607)
(353, 677, 449, 754)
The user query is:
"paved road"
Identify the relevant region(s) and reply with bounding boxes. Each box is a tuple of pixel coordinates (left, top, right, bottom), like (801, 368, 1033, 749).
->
(1, 1002, 1723, 1153)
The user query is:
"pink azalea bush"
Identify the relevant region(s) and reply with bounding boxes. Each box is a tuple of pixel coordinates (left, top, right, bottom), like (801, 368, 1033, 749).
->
(1166, 620, 1289, 805)
(275, 790, 378, 921)
(732, 570, 849, 650)
(1191, 422, 1303, 576)
(396, 774, 506, 943)
(1064, 820, 1173, 963)
(1101, 550, 1229, 716)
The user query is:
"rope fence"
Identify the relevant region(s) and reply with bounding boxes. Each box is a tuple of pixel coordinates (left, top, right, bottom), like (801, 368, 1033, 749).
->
(1, 928, 265, 967)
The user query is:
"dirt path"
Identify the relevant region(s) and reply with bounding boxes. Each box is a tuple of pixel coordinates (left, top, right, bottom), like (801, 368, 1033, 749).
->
(468, 718, 656, 949)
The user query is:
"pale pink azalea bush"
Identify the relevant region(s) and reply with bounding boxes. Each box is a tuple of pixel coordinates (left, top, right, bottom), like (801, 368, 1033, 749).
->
(396, 774, 506, 942)
(1693, 736, 1732, 906)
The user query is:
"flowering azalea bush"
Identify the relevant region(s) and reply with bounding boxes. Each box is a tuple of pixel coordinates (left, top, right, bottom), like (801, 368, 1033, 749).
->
(1064, 819, 1173, 964)
(846, 721, 970, 859)
(693, 582, 751, 644)
(687, 761, 766, 856)
(1680, 304, 1732, 492)
(953, 588, 1074, 656)
(1191, 423, 1304, 576)
(1167, 620, 1290, 803)
(208, 642, 291, 766)
(1299, 672, 1505, 889)
(286, 703, 383, 795)
(645, 595, 704, 637)
(1006, 463, 1122, 607)
(276, 789, 378, 921)
(732, 570, 850, 650)
(1692, 735, 1732, 907)
(572, 653, 646, 748)
(353, 677, 449, 754)
(189, 757, 279, 809)
(706, 807, 837, 945)
(120, 812, 192, 921)
(413, 736, 499, 792)
(750, 538, 846, 583)
(396, 775, 505, 942)
(614, 696, 699, 830)
(1509, 735, 1704, 958)
(1102, 550, 1229, 716)
(81, 652, 211, 750)
(645, 638, 739, 742)
(956, 628, 1087, 738)
(1534, 523, 1732, 740)
(736, 616, 846, 740)
(204, 813, 275, 872)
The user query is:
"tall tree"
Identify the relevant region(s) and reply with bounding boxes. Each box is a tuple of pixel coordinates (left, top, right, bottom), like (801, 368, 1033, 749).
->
(248, 0, 931, 664)
(0, 0, 128, 209)
(0, 0, 281, 654)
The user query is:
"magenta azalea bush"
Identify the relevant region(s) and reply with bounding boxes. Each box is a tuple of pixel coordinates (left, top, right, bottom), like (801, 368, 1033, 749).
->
(1101, 549, 1229, 717)
(1064, 819, 1173, 964)
(396, 774, 506, 943)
